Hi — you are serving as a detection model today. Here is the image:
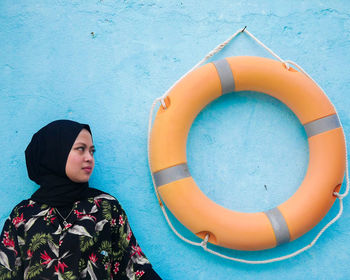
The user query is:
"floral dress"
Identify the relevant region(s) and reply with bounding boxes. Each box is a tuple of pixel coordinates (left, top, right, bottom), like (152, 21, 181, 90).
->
(0, 192, 161, 280)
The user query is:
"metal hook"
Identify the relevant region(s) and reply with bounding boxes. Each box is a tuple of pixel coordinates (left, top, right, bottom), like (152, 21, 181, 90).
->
(241, 26, 247, 33)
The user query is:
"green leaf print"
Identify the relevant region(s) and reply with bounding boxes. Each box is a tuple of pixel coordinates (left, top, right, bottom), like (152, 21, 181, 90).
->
(79, 236, 95, 253)
(101, 200, 112, 221)
(29, 233, 53, 252)
(112, 204, 118, 212)
(78, 259, 86, 272)
(13, 207, 19, 218)
(62, 270, 77, 280)
(99, 240, 112, 255)
(0, 266, 13, 280)
(118, 225, 129, 250)
(27, 263, 43, 279)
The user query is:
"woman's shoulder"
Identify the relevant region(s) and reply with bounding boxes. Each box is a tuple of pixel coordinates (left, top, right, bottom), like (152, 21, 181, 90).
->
(86, 188, 123, 209)
(6, 198, 37, 220)
(87, 187, 117, 201)
(8, 189, 123, 214)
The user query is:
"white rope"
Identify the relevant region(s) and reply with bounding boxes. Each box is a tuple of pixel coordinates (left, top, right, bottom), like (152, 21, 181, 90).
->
(202, 197, 345, 264)
(147, 97, 163, 206)
(244, 29, 290, 69)
(160, 205, 204, 247)
(158, 26, 247, 108)
(284, 59, 350, 200)
(147, 27, 349, 264)
(158, 26, 291, 108)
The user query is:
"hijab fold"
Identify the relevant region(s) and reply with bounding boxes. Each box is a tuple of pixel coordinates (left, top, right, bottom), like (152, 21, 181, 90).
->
(25, 120, 94, 207)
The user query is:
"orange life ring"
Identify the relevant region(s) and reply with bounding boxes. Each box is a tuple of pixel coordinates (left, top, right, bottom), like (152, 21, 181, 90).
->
(149, 56, 346, 251)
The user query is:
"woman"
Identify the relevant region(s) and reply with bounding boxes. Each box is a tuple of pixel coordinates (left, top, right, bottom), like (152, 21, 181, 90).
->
(0, 120, 162, 280)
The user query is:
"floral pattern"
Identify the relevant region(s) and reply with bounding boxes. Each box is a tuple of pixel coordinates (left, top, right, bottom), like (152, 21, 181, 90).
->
(0, 191, 160, 280)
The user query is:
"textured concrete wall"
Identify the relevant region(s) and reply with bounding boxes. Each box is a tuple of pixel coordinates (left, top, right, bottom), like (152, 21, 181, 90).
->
(1, 1, 350, 279)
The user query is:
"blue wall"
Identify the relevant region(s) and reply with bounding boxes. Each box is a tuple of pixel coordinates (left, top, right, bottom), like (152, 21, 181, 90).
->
(1, 1, 350, 279)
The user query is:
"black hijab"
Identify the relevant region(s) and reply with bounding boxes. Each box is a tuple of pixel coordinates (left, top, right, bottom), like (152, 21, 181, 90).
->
(25, 120, 96, 207)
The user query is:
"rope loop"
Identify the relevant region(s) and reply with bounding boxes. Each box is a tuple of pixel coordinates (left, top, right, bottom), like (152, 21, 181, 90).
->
(200, 234, 210, 250)
(282, 61, 290, 70)
(333, 192, 345, 200)
(159, 97, 167, 109)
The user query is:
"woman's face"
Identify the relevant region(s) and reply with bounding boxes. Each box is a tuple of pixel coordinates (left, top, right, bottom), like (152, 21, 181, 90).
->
(65, 129, 95, 183)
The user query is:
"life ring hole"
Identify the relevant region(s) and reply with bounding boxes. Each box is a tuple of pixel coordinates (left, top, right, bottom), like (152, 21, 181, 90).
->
(187, 91, 308, 212)
(196, 231, 217, 245)
(333, 184, 342, 197)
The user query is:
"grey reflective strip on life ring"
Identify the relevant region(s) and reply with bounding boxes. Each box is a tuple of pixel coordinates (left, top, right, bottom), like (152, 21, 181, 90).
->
(265, 208, 290, 245)
(212, 59, 235, 95)
(304, 114, 340, 138)
(153, 163, 191, 188)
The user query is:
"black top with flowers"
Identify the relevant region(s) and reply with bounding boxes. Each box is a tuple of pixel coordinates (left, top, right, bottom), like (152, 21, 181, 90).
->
(0, 191, 161, 280)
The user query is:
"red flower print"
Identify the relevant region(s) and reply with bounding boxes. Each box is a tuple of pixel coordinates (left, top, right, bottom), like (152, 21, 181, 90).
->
(89, 253, 98, 263)
(131, 245, 143, 258)
(19, 202, 35, 209)
(2, 232, 13, 246)
(63, 223, 72, 229)
(104, 262, 110, 270)
(135, 270, 145, 278)
(40, 250, 52, 265)
(74, 210, 83, 216)
(54, 261, 68, 273)
(42, 209, 57, 224)
(118, 215, 125, 226)
(113, 262, 120, 274)
(27, 249, 33, 258)
(2, 231, 17, 255)
(12, 213, 26, 228)
(127, 230, 132, 241)
(94, 199, 102, 208)
(110, 219, 116, 227)
(74, 210, 96, 221)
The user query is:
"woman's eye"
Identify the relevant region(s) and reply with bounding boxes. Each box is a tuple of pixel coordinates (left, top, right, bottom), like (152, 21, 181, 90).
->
(77, 147, 85, 151)
(90, 149, 96, 155)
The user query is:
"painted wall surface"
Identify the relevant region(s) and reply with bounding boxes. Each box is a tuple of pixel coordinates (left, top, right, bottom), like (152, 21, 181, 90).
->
(1, 1, 350, 279)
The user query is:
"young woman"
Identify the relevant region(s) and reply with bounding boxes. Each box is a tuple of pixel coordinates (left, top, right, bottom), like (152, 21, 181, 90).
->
(0, 120, 162, 280)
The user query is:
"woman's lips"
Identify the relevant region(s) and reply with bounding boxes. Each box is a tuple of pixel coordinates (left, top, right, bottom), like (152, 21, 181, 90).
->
(82, 167, 92, 173)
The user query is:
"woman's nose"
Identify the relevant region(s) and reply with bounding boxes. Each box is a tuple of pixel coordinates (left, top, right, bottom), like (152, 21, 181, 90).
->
(84, 151, 93, 161)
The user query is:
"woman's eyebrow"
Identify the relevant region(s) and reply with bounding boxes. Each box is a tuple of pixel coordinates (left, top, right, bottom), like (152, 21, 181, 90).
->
(74, 142, 95, 148)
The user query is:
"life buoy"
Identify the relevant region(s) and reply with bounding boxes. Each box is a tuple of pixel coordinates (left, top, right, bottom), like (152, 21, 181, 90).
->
(149, 56, 346, 251)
